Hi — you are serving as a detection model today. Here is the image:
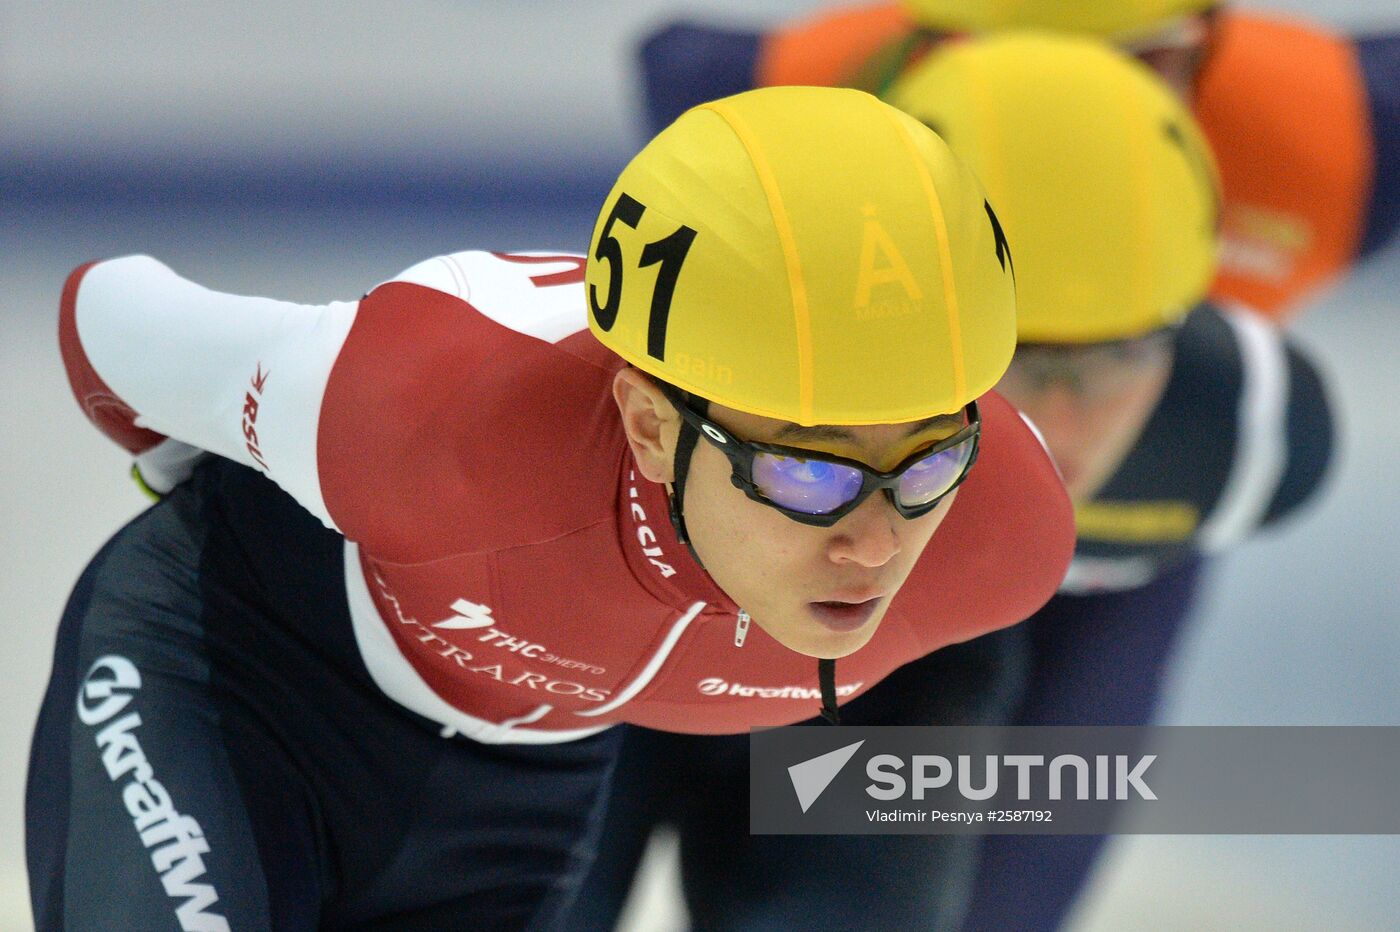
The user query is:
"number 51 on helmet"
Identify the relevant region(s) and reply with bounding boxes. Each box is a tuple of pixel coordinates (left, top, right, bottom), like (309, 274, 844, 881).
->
(585, 85, 1020, 427)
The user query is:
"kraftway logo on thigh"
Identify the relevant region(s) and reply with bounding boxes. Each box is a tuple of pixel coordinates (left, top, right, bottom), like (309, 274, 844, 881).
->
(77, 655, 230, 931)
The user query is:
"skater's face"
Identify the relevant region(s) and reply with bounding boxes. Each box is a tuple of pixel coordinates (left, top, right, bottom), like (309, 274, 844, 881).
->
(613, 368, 967, 659)
(1117, 11, 1219, 98)
(995, 331, 1176, 501)
(924, 10, 1218, 97)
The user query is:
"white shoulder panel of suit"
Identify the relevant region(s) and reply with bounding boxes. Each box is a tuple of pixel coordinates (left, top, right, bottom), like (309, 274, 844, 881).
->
(389, 251, 588, 345)
(72, 252, 587, 530)
(1197, 304, 1290, 553)
(74, 256, 356, 529)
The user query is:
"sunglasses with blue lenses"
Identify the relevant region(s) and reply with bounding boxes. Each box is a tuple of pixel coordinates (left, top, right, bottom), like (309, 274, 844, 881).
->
(659, 384, 980, 528)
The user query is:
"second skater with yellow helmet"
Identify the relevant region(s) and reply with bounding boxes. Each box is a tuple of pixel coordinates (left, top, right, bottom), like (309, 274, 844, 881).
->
(574, 32, 1335, 932)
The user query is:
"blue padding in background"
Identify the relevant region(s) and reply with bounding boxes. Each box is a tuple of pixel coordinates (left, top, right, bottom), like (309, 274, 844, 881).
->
(1356, 31, 1400, 258)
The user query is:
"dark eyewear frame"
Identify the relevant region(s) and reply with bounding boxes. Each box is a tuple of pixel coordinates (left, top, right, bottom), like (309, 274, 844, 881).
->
(872, 8, 1222, 100)
(658, 383, 981, 528)
(1004, 325, 1181, 398)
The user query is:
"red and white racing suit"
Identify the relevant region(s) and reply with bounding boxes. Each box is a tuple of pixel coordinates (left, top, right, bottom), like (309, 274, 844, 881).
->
(59, 249, 1075, 744)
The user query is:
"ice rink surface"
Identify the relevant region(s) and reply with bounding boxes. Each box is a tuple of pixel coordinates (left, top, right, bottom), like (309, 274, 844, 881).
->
(4, 2, 1398, 929)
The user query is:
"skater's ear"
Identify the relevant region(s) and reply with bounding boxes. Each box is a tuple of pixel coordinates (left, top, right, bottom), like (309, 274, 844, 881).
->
(612, 368, 680, 484)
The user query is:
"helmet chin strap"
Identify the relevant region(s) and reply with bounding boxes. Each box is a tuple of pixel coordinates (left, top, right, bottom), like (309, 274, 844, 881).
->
(666, 394, 706, 568)
(818, 658, 842, 725)
(665, 389, 844, 726)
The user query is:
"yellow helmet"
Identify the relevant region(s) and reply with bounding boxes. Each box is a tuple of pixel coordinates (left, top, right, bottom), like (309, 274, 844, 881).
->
(901, 0, 1217, 42)
(585, 86, 1017, 426)
(886, 32, 1220, 343)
